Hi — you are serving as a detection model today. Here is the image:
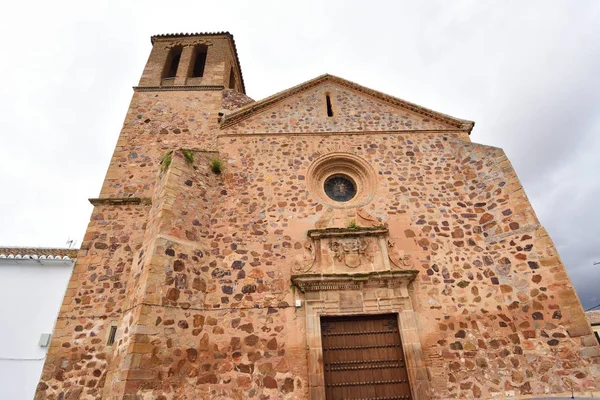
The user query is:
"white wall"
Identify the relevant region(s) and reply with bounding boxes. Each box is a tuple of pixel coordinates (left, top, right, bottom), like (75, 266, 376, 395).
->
(0, 258, 74, 400)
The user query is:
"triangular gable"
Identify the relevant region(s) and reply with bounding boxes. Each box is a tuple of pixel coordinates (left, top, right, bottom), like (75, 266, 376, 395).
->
(220, 74, 474, 134)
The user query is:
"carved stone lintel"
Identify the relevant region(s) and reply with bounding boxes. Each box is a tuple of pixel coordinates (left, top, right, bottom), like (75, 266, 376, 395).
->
(291, 270, 418, 293)
(307, 226, 388, 239)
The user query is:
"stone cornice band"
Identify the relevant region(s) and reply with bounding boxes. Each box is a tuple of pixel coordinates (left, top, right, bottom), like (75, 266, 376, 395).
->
(89, 197, 152, 206)
(291, 270, 419, 293)
(220, 74, 474, 132)
(134, 85, 225, 92)
(307, 226, 389, 239)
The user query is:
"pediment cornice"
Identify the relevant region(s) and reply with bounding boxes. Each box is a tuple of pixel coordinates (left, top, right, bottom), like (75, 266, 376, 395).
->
(220, 74, 474, 133)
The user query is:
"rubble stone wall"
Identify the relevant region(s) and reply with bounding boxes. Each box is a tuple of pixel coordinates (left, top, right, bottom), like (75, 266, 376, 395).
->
(224, 82, 459, 135)
(36, 33, 599, 399)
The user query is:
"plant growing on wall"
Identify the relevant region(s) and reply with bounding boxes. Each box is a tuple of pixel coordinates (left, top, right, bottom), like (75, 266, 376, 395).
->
(181, 149, 194, 165)
(160, 151, 173, 172)
(347, 219, 359, 229)
(210, 158, 224, 174)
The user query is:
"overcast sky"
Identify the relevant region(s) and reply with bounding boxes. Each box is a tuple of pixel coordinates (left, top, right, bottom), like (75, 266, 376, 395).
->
(0, 1, 598, 309)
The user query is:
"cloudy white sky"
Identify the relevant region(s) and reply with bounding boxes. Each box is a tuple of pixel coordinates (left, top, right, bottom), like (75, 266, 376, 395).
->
(0, 1, 598, 308)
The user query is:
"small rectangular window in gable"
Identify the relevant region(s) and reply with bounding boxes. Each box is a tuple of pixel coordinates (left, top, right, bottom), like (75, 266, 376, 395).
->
(326, 94, 334, 117)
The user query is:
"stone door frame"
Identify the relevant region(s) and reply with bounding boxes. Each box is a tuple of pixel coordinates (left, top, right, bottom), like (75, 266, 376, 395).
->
(292, 271, 430, 400)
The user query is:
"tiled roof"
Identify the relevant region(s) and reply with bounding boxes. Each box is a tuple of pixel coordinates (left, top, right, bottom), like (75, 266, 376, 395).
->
(150, 32, 246, 93)
(0, 247, 78, 260)
(150, 31, 232, 41)
(586, 310, 600, 325)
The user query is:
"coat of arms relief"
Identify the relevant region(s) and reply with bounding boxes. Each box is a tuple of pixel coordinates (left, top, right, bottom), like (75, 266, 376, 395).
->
(291, 226, 415, 275)
(329, 237, 373, 268)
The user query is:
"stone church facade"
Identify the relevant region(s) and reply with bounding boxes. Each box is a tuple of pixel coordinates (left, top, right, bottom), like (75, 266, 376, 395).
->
(36, 32, 599, 399)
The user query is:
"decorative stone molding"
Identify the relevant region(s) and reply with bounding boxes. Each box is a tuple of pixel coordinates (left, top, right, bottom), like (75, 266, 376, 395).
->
(292, 224, 428, 399)
(133, 85, 225, 92)
(295, 268, 428, 399)
(307, 226, 388, 239)
(291, 270, 418, 293)
(356, 207, 381, 226)
(149, 32, 246, 92)
(88, 197, 152, 206)
(162, 40, 213, 49)
(151, 32, 232, 43)
(291, 240, 316, 274)
(297, 227, 391, 274)
(388, 239, 415, 269)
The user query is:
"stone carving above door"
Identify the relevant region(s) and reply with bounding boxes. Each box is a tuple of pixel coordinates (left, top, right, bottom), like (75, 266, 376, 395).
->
(291, 227, 426, 400)
(291, 226, 421, 276)
(329, 237, 373, 268)
(388, 239, 414, 270)
(289, 227, 386, 274)
(292, 240, 316, 273)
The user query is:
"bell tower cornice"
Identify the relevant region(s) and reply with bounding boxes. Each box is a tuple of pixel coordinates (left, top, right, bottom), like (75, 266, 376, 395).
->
(139, 32, 245, 93)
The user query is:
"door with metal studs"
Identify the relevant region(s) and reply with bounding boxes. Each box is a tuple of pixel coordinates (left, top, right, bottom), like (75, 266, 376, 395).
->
(320, 314, 412, 400)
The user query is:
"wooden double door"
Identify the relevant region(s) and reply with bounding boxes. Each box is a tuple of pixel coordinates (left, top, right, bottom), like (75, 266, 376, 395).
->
(320, 314, 412, 400)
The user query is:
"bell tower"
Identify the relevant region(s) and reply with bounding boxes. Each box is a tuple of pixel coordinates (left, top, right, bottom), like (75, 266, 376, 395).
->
(35, 33, 252, 400)
(97, 32, 249, 200)
(139, 32, 245, 91)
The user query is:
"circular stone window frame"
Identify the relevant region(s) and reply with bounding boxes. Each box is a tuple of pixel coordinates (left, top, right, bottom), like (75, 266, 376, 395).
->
(307, 153, 377, 209)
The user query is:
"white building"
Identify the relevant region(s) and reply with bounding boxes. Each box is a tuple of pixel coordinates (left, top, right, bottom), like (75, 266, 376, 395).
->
(0, 248, 76, 400)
